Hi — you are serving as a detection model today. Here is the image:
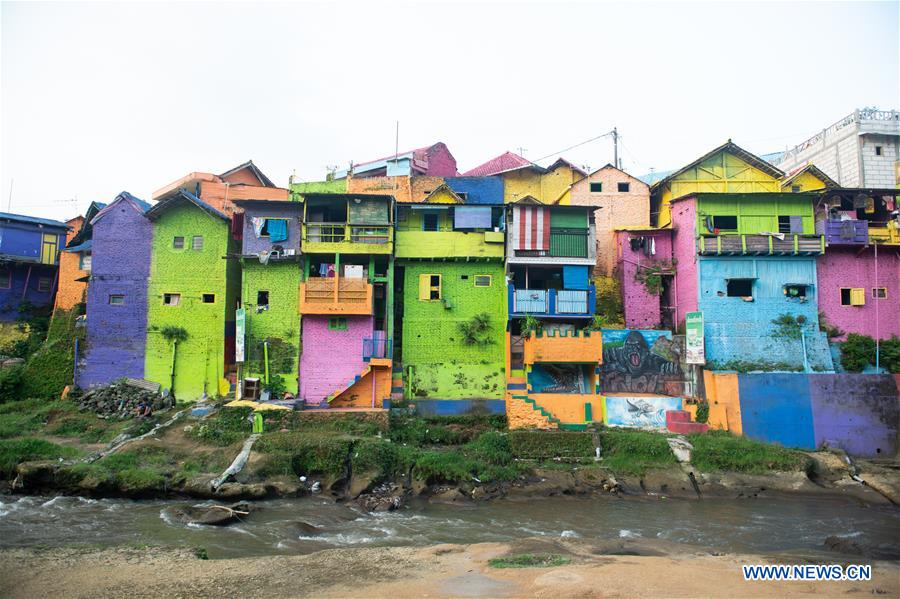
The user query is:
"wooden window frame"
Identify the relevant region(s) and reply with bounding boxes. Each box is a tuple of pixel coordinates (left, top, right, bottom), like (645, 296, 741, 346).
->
(192, 236, 204, 251)
(840, 287, 865, 306)
(589, 182, 602, 193)
(419, 273, 442, 301)
(202, 293, 216, 304)
(872, 287, 887, 299)
(617, 182, 630, 193)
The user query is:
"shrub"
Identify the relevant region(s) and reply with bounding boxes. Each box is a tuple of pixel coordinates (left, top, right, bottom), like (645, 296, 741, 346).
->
(508, 431, 594, 459)
(0, 437, 82, 478)
(255, 432, 351, 478)
(489, 554, 570, 569)
(841, 334, 876, 372)
(0, 366, 24, 404)
(598, 429, 677, 475)
(688, 430, 812, 474)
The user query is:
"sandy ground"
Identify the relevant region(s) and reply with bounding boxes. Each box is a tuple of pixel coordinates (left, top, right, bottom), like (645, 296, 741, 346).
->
(0, 537, 897, 599)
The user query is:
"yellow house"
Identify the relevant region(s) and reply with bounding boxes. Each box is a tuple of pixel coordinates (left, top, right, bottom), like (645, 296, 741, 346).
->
(651, 140, 785, 227)
(779, 164, 838, 193)
(461, 152, 585, 204)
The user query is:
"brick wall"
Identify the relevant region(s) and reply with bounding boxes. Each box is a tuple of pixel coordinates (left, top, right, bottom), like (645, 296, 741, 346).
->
(298, 314, 372, 404)
(55, 216, 87, 311)
(616, 229, 673, 329)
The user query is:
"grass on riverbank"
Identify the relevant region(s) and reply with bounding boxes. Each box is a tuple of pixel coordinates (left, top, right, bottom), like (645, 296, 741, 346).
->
(0, 437, 83, 478)
(597, 429, 678, 475)
(688, 431, 813, 474)
(488, 553, 571, 568)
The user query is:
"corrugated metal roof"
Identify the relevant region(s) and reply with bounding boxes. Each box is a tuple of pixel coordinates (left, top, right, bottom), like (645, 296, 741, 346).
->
(461, 151, 540, 177)
(0, 212, 69, 229)
(63, 240, 92, 253)
(145, 190, 227, 221)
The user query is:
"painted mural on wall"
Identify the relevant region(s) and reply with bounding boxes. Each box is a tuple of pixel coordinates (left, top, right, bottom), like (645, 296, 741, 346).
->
(599, 329, 682, 394)
(528, 364, 589, 394)
(604, 395, 683, 428)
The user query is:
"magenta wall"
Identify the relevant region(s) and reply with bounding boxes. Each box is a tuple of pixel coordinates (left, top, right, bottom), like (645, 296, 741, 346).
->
(617, 231, 673, 328)
(671, 199, 699, 329)
(817, 246, 899, 340)
(298, 315, 373, 405)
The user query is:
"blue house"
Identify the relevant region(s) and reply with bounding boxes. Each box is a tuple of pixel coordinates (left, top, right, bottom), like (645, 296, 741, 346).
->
(0, 212, 70, 319)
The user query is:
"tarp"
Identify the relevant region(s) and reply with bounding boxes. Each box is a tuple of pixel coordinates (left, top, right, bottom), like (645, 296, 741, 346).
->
(562, 265, 589, 290)
(267, 218, 288, 242)
(454, 206, 492, 229)
(515, 205, 550, 250)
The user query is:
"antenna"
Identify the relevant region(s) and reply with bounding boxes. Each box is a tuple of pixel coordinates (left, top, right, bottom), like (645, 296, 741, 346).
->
(6, 178, 12, 212)
(612, 127, 618, 170)
(516, 147, 528, 158)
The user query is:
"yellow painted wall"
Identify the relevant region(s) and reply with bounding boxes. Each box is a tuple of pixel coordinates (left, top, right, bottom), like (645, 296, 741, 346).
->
(655, 151, 781, 227)
(529, 393, 603, 424)
(703, 370, 742, 435)
(781, 171, 830, 192)
(503, 169, 542, 203)
(502, 164, 580, 204)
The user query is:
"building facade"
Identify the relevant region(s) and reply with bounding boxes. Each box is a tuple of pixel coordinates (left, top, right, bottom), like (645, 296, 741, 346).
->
(0, 212, 69, 319)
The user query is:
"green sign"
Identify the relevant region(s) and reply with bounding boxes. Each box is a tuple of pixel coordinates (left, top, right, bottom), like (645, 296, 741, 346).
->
(235, 308, 246, 363)
(685, 311, 705, 364)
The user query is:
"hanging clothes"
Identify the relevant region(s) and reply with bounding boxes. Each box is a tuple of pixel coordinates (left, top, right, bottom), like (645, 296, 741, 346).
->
(251, 217, 265, 238)
(319, 263, 328, 277)
(267, 219, 288, 242)
(326, 264, 336, 278)
(515, 205, 550, 250)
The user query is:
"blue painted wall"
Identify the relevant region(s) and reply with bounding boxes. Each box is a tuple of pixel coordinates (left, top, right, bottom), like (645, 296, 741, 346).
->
(738, 373, 816, 449)
(0, 221, 66, 262)
(0, 262, 58, 320)
(445, 177, 504, 205)
(697, 256, 833, 371)
(385, 398, 507, 416)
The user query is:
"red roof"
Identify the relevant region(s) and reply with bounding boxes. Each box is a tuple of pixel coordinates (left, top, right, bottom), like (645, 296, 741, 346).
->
(461, 151, 537, 177)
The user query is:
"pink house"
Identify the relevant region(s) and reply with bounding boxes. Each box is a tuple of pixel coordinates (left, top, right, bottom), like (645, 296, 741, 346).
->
(298, 315, 374, 404)
(616, 227, 677, 329)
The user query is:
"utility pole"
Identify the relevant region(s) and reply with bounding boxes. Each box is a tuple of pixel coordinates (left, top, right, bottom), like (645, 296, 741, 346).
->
(612, 127, 619, 169)
(6, 178, 12, 212)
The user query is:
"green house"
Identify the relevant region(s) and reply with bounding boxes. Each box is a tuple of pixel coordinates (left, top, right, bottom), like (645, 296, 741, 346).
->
(144, 191, 239, 400)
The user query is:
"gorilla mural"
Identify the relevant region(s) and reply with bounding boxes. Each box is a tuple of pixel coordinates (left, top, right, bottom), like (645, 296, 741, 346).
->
(600, 330, 683, 395)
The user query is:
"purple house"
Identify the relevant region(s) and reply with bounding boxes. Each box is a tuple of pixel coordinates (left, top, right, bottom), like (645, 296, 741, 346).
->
(79, 192, 153, 387)
(0, 212, 69, 320)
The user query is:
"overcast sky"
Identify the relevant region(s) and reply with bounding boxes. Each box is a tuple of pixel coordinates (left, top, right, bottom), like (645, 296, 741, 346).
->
(2, 1, 897, 221)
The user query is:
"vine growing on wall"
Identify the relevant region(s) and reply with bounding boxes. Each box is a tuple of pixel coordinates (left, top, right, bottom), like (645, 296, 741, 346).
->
(522, 314, 542, 337)
(771, 314, 806, 340)
(634, 259, 677, 296)
(458, 313, 496, 346)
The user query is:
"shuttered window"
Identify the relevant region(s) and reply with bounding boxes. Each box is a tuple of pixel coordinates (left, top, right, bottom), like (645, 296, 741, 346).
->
(418, 274, 441, 301)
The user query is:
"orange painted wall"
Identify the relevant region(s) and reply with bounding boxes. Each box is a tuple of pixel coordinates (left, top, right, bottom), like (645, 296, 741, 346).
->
(346, 175, 412, 203)
(523, 331, 603, 365)
(507, 397, 558, 429)
(198, 181, 289, 217)
(54, 216, 87, 310)
(530, 393, 603, 424)
(332, 365, 392, 408)
(703, 370, 742, 435)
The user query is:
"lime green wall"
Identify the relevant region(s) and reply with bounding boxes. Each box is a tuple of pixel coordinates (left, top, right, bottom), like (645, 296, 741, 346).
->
(241, 261, 301, 393)
(697, 193, 816, 235)
(402, 261, 506, 399)
(145, 203, 237, 400)
(289, 179, 347, 201)
(396, 208, 504, 259)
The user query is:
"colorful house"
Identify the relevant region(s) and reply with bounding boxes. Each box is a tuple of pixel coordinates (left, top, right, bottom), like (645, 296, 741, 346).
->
(79, 193, 153, 387)
(298, 193, 394, 407)
(233, 200, 304, 395)
(650, 140, 785, 227)
(143, 191, 239, 400)
(461, 152, 585, 204)
(814, 187, 899, 342)
(0, 212, 69, 320)
(153, 160, 288, 218)
(569, 164, 651, 276)
(395, 184, 507, 401)
(333, 142, 457, 179)
(780, 164, 838, 193)
(56, 201, 107, 311)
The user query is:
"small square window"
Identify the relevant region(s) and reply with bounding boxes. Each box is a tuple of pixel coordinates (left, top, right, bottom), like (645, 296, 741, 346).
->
(328, 317, 347, 331)
(192, 236, 204, 250)
(726, 279, 753, 297)
(80, 254, 92, 271)
(0, 271, 10, 289)
(163, 293, 181, 306)
(257, 290, 269, 307)
(109, 294, 125, 305)
(419, 273, 442, 301)
(875, 146, 882, 156)
(589, 182, 603, 193)
(791, 185, 801, 193)
(840, 288, 865, 306)
(873, 287, 887, 299)
(173, 236, 185, 249)
(202, 294, 216, 304)
(784, 284, 807, 298)
(777, 216, 792, 234)
(460, 275, 469, 280)
(422, 213, 439, 232)
(37, 277, 51, 292)
(474, 275, 492, 287)
(617, 182, 630, 192)
(712, 215, 738, 231)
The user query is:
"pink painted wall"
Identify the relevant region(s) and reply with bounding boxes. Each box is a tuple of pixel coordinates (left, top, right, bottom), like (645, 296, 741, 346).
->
(671, 199, 699, 330)
(423, 142, 458, 177)
(299, 315, 373, 404)
(617, 230, 673, 328)
(817, 246, 900, 340)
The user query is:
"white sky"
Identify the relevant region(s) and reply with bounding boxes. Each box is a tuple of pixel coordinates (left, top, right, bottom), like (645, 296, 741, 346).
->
(2, 0, 898, 221)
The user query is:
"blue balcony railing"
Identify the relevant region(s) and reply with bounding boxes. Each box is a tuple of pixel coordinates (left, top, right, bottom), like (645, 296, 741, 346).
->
(508, 285, 595, 318)
(362, 337, 392, 361)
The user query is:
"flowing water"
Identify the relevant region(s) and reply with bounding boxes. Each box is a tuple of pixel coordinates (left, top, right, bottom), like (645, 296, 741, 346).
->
(1, 494, 898, 559)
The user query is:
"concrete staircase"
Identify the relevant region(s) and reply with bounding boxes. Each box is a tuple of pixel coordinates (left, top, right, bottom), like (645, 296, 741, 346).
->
(666, 410, 709, 434)
(506, 368, 589, 431)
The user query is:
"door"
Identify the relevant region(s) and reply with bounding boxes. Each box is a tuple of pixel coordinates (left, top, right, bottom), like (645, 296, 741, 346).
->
(41, 234, 58, 265)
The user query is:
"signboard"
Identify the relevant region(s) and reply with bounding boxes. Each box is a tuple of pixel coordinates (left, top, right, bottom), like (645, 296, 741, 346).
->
(684, 311, 705, 364)
(235, 308, 246, 363)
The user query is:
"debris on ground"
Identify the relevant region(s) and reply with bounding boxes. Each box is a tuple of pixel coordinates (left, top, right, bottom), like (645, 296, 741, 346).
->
(70, 379, 171, 419)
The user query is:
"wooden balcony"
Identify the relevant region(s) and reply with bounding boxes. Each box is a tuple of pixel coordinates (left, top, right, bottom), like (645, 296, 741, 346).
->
(523, 329, 603, 365)
(819, 219, 868, 245)
(298, 276, 373, 315)
(302, 222, 393, 255)
(697, 234, 824, 256)
(869, 224, 900, 246)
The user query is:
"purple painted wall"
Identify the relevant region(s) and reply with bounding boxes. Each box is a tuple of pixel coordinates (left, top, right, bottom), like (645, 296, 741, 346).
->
(0, 263, 58, 320)
(422, 142, 458, 177)
(817, 246, 899, 340)
(617, 230, 673, 329)
(240, 205, 303, 256)
(298, 315, 373, 404)
(808, 374, 898, 458)
(80, 195, 153, 387)
(671, 199, 699, 328)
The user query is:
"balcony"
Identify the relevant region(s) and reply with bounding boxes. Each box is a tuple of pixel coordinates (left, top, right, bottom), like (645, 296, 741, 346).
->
(395, 229, 504, 259)
(869, 224, 900, 246)
(508, 285, 596, 318)
(513, 228, 589, 259)
(362, 337, 393, 364)
(818, 219, 868, 245)
(523, 329, 603, 365)
(697, 234, 824, 256)
(298, 276, 373, 315)
(302, 222, 393, 255)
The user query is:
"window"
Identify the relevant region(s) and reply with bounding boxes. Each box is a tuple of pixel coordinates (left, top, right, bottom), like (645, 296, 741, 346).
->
(784, 284, 807, 298)
(617, 182, 630, 193)
(37, 277, 51, 292)
(875, 146, 883, 156)
(726, 279, 754, 297)
(109, 294, 125, 305)
(422, 212, 439, 232)
(257, 290, 269, 307)
(712, 215, 738, 231)
(260, 219, 288, 237)
(80, 253, 92, 271)
(173, 236, 185, 249)
(163, 293, 181, 306)
(0, 271, 10, 289)
(418, 273, 442, 301)
(474, 275, 492, 287)
(840, 288, 865, 306)
(202, 294, 216, 304)
(589, 182, 603, 193)
(328, 317, 347, 331)
(873, 287, 887, 299)
(791, 185, 801, 193)
(192, 236, 204, 250)
(778, 216, 792, 234)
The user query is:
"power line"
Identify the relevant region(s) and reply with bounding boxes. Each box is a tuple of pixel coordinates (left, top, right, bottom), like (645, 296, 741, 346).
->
(532, 130, 616, 163)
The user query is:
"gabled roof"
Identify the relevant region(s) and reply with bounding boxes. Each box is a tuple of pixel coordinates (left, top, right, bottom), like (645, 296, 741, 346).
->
(509, 195, 543, 205)
(0, 212, 69, 229)
(66, 201, 108, 248)
(219, 160, 277, 188)
(649, 140, 785, 190)
(145, 190, 228, 222)
(335, 142, 455, 178)
(781, 164, 838, 188)
(546, 158, 587, 176)
(576, 163, 650, 187)
(461, 151, 543, 177)
(421, 183, 466, 204)
(91, 192, 153, 225)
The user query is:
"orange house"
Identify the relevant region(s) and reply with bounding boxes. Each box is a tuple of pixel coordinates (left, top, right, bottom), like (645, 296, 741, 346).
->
(56, 200, 108, 311)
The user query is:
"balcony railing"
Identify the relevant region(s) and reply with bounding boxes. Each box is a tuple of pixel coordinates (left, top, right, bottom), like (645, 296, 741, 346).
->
(697, 234, 824, 256)
(508, 285, 595, 317)
(514, 228, 589, 259)
(298, 276, 373, 315)
(818, 219, 869, 245)
(304, 222, 391, 244)
(869, 224, 900, 245)
(362, 337, 392, 361)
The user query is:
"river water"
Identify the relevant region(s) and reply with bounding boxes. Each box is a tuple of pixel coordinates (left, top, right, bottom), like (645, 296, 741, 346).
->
(1, 495, 898, 559)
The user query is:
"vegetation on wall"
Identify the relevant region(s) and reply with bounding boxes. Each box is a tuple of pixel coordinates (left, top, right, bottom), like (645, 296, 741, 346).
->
(20, 308, 82, 399)
(818, 311, 845, 340)
(593, 276, 624, 327)
(457, 313, 495, 347)
(840, 334, 900, 373)
(771, 313, 807, 340)
(633, 259, 676, 296)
